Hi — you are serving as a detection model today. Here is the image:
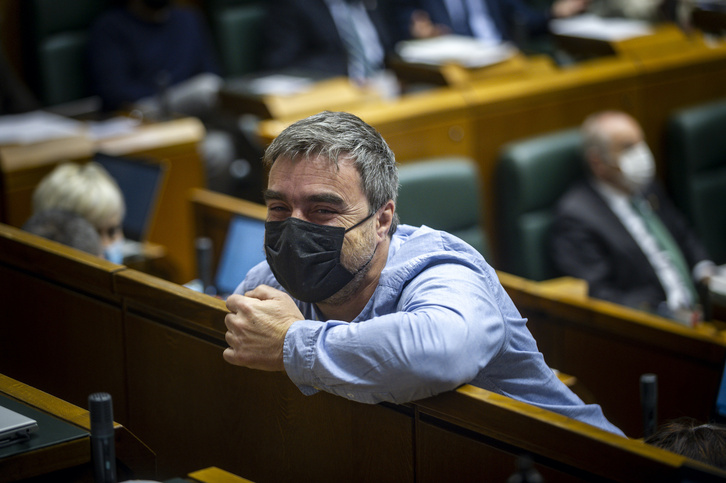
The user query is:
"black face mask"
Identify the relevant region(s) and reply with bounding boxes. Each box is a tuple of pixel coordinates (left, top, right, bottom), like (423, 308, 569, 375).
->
(264, 214, 374, 303)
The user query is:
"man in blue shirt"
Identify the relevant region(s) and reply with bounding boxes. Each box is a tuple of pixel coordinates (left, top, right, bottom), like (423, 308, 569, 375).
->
(223, 110, 623, 436)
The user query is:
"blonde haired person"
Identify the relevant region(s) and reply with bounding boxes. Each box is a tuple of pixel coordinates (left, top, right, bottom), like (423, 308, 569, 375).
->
(32, 162, 126, 263)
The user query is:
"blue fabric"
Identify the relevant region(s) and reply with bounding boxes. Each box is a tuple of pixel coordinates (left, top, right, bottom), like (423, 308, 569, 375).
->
(237, 224, 624, 435)
(390, 0, 551, 41)
(88, 7, 219, 111)
(261, 0, 396, 77)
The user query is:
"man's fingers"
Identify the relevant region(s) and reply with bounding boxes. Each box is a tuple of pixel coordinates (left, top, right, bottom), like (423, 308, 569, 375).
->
(225, 293, 245, 312)
(222, 347, 238, 365)
(245, 284, 285, 301)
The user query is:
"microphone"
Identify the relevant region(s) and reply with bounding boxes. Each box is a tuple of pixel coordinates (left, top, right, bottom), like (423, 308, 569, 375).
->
(89, 392, 117, 483)
(640, 373, 658, 439)
(195, 236, 216, 296)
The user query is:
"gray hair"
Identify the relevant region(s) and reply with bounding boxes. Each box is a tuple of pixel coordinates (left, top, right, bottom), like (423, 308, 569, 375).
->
(32, 162, 125, 230)
(263, 111, 399, 234)
(23, 209, 103, 256)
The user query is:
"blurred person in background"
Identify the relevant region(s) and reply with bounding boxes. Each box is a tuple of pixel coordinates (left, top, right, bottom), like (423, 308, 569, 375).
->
(32, 162, 126, 264)
(23, 209, 104, 257)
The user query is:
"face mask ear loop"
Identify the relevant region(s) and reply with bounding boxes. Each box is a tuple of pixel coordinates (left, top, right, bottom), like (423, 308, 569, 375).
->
(344, 211, 376, 233)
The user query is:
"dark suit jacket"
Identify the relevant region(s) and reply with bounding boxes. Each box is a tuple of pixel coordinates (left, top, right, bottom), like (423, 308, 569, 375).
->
(549, 179, 710, 312)
(261, 0, 398, 77)
(390, 0, 551, 42)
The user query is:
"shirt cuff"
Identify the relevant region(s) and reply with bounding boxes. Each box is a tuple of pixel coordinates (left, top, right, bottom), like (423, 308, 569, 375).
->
(283, 319, 323, 396)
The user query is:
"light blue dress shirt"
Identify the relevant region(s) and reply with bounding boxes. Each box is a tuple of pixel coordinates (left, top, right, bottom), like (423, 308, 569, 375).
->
(237, 224, 624, 435)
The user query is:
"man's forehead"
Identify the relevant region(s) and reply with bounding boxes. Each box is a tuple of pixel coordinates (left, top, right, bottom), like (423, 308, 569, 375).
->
(267, 154, 364, 200)
(269, 154, 361, 182)
(602, 115, 642, 139)
(271, 152, 356, 169)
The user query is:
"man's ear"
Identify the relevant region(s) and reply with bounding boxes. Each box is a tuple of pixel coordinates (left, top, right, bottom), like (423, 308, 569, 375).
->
(586, 148, 606, 177)
(376, 200, 395, 240)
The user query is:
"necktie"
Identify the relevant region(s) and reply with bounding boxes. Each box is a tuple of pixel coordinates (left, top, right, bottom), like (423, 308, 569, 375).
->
(465, 0, 502, 44)
(631, 197, 698, 305)
(337, 3, 371, 82)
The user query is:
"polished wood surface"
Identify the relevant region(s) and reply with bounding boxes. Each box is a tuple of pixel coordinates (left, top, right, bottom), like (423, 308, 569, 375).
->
(219, 76, 378, 120)
(0, 224, 127, 419)
(3, 223, 726, 481)
(498, 271, 726, 437)
(187, 466, 255, 483)
(0, 374, 155, 482)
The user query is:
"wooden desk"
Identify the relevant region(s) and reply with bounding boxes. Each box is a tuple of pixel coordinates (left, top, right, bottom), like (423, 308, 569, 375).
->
(0, 224, 131, 423)
(252, 28, 726, 267)
(0, 374, 155, 482)
(219, 76, 378, 120)
(389, 52, 557, 87)
(177, 466, 254, 483)
(0, 116, 206, 283)
(499, 272, 726, 437)
(5, 222, 726, 481)
(554, 23, 692, 60)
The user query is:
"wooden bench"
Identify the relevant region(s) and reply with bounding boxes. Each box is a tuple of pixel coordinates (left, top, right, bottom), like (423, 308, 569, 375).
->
(2, 222, 726, 481)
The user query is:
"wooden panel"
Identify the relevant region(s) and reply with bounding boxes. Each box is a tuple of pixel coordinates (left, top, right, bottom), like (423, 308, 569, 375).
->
(4, 223, 726, 481)
(0, 268, 127, 422)
(416, 418, 582, 482)
(499, 272, 726, 438)
(114, 268, 414, 482)
(256, 86, 473, 163)
(414, 386, 724, 483)
(0, 224, 127, 419)
(0, 223, 121, 298)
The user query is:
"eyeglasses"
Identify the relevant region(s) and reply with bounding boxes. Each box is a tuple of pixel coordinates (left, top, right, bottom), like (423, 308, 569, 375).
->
(97, 225, 122, 239)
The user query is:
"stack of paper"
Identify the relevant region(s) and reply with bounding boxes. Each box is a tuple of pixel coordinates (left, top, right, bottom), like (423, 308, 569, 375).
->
(396, 35, 517, 68)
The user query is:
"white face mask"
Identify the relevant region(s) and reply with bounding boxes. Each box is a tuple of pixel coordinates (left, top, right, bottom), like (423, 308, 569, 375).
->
(103, 238, 125, 264)
(618, 141, 655, 193)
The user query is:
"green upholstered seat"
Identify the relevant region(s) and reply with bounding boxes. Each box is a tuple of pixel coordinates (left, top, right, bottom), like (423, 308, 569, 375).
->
(205, 0, 266, 77)
(667, 97, 726, 264)
(21, 0, 108, 106)
(397, 157, 489, 259)
(495, 129, 584, 280)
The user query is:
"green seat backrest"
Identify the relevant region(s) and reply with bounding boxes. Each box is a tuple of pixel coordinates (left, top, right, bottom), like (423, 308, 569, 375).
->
(667, 97, 726, 264)
(208, 2, 266, 77)
(495, 129, 584, 280)
(21, 0, 108, 105)
(37, 32, 91, 105)
(397, 157, 489, 259)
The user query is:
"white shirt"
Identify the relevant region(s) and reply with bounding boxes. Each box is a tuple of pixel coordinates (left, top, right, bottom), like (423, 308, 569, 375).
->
(325, 0, 384, 80)
(592, 179, 694, 311)
(443, 0, 502, 44)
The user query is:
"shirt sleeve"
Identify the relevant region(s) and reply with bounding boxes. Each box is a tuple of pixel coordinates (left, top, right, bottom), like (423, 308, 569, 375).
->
(282, 261, 508, 404)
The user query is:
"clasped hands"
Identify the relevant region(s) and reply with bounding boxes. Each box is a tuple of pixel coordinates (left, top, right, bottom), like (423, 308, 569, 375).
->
(223, 285, 304, 371)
